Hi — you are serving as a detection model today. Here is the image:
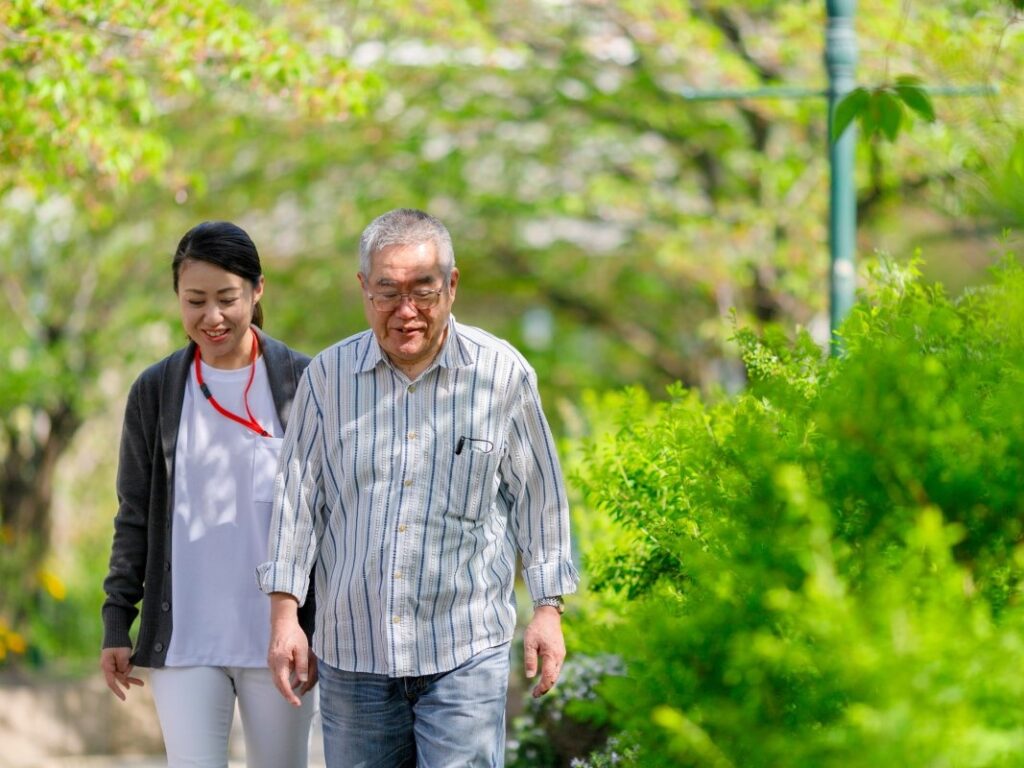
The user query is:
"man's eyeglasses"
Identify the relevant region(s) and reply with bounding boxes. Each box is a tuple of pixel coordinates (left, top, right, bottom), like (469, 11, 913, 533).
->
(366, 288, 444, 312)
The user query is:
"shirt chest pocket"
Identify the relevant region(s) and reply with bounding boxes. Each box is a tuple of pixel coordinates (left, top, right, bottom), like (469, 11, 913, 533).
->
(252, 437, 284, 504)
(446, 443, 500, 521)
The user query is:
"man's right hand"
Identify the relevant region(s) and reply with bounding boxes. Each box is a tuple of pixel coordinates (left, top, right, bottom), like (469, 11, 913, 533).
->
(100, 647, 143, 701)
(267, 592, 313, 707)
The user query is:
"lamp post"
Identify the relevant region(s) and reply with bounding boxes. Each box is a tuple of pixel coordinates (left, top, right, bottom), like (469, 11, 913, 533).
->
(679, 1, 992, 349)
(825, 0, 858, 346)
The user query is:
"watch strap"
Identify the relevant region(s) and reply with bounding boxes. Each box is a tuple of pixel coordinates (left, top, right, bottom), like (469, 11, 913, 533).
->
(533, 596, 564, 614)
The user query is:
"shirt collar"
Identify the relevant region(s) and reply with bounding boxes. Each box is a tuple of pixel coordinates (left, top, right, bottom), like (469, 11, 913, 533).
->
(355, 316, 474, 375)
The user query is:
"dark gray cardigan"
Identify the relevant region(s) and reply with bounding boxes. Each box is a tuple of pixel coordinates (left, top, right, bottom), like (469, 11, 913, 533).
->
(101, 328, 314, 667)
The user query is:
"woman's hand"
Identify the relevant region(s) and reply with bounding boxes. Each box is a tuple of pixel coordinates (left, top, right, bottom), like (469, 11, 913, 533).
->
(100, 647, 144, 701)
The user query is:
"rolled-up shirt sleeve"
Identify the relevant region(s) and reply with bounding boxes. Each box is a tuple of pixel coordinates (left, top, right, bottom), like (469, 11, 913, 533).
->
(504, 368, 580, 602)
(256, 367, 325, 604)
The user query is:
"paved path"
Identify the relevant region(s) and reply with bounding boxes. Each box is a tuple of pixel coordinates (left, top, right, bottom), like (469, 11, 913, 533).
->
(23, 711, 327, 768)
(35, 761, 318, 767)
(39, 762, 313, 767)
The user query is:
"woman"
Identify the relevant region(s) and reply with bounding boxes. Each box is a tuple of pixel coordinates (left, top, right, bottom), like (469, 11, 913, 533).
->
(100, 221, 317, 767)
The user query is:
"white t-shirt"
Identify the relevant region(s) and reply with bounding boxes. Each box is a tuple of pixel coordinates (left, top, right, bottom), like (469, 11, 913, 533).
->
(166, 355, 283, 667)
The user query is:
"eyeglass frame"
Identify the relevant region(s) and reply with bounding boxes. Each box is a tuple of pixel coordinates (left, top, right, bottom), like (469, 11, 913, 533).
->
(364, 286, 447, 312)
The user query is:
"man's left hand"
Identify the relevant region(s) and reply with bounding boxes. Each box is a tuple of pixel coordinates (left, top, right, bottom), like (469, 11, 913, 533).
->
(523, 606, 565, 698)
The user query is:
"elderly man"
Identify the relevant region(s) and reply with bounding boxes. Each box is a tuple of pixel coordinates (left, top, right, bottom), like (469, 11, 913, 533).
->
(257, 208, 579, 767)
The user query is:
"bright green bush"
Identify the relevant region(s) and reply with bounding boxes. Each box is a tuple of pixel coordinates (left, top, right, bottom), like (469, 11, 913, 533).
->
(0, 529, 107, 671)
(571, 258, 1024, 767)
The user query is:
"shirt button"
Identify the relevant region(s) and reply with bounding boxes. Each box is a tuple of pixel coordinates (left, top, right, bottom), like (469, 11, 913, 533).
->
(408, 385, 416, 393)
(398, 524, 407, 533)
(395, 571, 402, 579)
(393, 616, 401, 624)
(407, 431, 417, 440)
(403, 479, 413, 487)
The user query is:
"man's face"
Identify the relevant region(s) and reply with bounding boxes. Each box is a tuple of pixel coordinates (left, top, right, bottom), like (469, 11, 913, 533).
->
(359, 241, 459, 378)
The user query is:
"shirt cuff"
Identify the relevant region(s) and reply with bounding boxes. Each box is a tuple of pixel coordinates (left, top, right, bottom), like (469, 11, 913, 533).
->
(522, 559, 580, 603)
(255, 560, 311, 606)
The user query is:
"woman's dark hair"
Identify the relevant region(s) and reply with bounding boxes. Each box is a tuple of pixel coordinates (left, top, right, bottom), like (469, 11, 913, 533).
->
(172, 221, 265, 328)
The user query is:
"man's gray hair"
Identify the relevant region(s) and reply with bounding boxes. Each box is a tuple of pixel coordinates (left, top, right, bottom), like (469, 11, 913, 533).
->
(359, 209, 456, 283)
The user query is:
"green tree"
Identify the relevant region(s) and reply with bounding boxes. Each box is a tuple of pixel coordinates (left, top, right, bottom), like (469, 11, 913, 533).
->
(0, 0, 369, 648)
(4, 0, 1023, 666)
(152, 0, 1024, 391)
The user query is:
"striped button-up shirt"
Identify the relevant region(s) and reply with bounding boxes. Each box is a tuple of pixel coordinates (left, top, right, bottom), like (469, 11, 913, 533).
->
(257, 319, 579, 677)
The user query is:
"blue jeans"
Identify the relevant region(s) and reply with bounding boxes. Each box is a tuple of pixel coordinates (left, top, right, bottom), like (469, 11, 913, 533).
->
(318, 642, 510, 768)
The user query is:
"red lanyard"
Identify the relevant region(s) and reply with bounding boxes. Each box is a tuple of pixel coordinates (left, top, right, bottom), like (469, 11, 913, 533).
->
(193, 328, 270, 437)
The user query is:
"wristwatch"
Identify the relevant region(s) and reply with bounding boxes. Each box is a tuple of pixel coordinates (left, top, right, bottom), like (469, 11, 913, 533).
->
(533, 596, 565, 614)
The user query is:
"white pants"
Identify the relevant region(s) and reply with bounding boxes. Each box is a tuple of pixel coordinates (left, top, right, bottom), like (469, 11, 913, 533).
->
(149, 666, 317, 768)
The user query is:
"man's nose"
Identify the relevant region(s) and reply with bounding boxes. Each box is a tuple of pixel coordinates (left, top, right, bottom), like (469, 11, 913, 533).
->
(394, 296, 419, 316)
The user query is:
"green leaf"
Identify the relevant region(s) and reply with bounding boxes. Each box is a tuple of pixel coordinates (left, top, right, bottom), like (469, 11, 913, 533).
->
(870, 88, 903, 142)
(831, 87, 869, 142)
(894, 76, 936, 122)
(893, 74, 925, 87)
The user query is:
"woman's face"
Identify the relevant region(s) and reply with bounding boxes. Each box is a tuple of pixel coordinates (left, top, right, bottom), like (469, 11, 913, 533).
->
(177, 259, 263, 369)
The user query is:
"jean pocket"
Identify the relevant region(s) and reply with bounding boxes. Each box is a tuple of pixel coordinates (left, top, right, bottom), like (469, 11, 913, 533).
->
(251, 437, 284, 504)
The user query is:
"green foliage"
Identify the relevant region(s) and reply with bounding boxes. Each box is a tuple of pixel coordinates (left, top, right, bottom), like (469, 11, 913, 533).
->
(0, 0, 371, 197)
(507, 654, 626, 767)
(0, 527, 105, 670)
(832, 76, 937, 143)
(2, 0, 1023, 676)
(566, 737, 642, 768)
(969, 130, 1024, 227)
(0, 0, 370, 669)
(572, 257, 1024, 766)
(22, 535, 108, 672)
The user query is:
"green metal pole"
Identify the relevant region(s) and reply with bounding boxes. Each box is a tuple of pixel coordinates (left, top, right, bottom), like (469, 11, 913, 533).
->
(826, 0, 858, 348)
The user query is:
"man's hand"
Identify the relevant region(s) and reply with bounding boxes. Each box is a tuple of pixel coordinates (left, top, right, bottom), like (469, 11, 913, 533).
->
(100, 647, 144, 701)
(297, 649, 319, 696)
(523, 606, 566, 698)
(267, 593, 315, 706)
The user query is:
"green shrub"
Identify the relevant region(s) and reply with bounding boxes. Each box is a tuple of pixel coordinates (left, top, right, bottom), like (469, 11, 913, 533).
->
(571, 258, 1024, 766)
(0, 529, 107, 672)
(507, 653, 627, 767)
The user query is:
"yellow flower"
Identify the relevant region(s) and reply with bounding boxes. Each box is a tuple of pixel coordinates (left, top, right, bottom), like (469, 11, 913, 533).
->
(38, 569, 67, 601)
(6, 631, 26, 654)
(0, 620, 27, 659)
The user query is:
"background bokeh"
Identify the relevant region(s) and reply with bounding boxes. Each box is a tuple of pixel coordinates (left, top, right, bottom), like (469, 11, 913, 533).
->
(3, 1, 1024, 765)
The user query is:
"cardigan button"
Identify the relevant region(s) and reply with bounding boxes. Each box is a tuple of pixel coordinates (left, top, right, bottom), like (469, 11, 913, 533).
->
(161, 602, 170, 612)
(154, 642, 164, 652)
